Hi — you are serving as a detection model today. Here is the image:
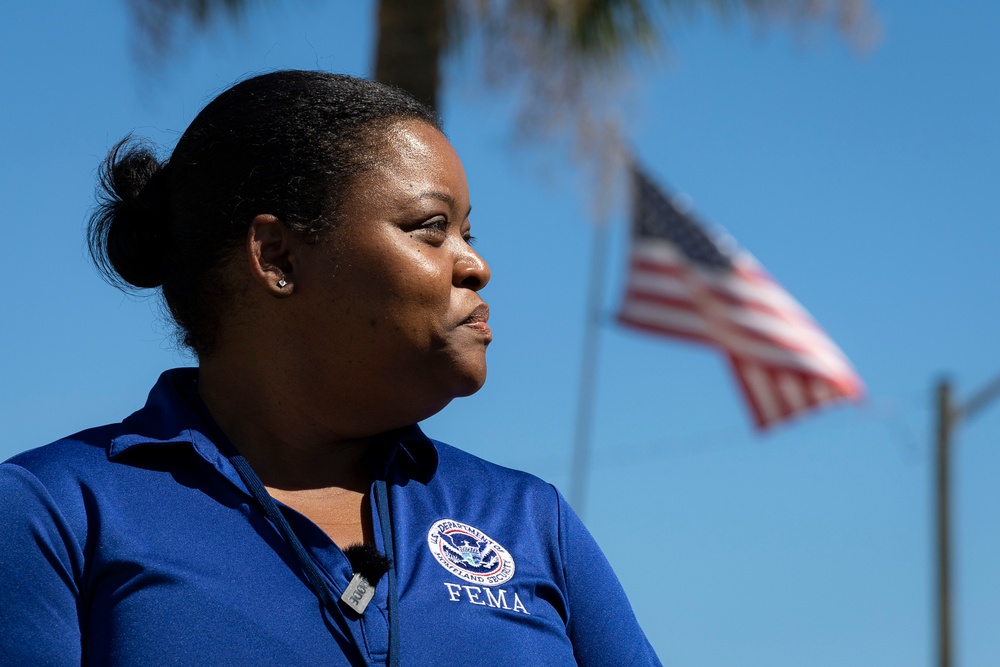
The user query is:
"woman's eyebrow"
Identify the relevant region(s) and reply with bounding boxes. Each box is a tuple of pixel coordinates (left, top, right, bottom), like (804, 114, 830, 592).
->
(408, 191, 454, 206)
(407, 191, 472, 219)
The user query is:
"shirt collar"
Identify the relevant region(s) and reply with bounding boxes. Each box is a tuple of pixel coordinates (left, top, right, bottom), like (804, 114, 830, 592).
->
(108, 368, 439, 485)
(109, 368, 210, 455)
(365, 424, 438, 484)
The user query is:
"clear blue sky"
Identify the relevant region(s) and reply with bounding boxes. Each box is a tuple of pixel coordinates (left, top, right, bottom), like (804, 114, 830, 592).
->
(3, 1, 999, 665)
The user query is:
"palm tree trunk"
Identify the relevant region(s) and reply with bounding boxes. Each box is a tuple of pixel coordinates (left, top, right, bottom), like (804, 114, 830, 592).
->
(373, 0, 446, 111)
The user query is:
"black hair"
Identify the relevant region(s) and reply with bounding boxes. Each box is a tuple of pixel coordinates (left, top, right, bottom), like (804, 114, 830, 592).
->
(88, 70, 440, 355)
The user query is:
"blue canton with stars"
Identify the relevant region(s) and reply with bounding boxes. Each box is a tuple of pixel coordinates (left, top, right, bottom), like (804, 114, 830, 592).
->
(632, 165, 733, 270)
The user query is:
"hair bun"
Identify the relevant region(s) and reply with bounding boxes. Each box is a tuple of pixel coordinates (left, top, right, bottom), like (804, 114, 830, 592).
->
(88, 136, 171, 289)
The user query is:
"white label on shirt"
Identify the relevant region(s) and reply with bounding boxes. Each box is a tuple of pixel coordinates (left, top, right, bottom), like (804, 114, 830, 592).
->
(442, 582, 530, 614)
(341, 573, 375, 614)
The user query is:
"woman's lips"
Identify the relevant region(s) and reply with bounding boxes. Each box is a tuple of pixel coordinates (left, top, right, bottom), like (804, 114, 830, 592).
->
(462, 304, 492, 341)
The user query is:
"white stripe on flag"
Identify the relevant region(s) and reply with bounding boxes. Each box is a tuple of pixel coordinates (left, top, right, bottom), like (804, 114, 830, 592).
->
(778, 373, 807, 412)
(743, 363, 781, 424)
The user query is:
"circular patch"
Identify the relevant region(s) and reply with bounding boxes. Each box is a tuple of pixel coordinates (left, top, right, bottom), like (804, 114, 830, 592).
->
(427, 519, 515, 586)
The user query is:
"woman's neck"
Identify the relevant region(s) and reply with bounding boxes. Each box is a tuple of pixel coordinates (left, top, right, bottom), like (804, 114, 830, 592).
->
(196, 358, 373, 492)
(196, 359, 378, 548)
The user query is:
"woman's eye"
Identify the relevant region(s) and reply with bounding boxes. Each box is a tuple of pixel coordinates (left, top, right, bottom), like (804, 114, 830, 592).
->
(464, 233, 477, 246)
(422, 218, 447, 233)
(408, 218, 448, 243)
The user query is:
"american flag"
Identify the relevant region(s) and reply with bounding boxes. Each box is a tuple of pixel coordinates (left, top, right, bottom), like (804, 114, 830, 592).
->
(618, 164, 864, 429)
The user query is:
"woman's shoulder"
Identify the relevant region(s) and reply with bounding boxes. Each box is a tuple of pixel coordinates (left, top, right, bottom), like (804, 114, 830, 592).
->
(426, 439, 567, 511)
(1, 423, 136, 524)
(0, 424, 133, 557)
(431, 440, 551, 485)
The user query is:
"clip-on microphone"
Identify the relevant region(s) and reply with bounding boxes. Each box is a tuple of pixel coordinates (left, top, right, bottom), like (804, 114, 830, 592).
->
(341, 543, 390, 614)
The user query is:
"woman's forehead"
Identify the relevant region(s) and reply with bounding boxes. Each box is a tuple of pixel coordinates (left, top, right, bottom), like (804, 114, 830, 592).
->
(382, 120, 442, 158)
(356, 121, 468, 202)
(377, 120, 459, 170)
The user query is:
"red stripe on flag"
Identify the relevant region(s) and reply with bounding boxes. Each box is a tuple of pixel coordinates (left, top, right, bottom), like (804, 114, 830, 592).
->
(727, 354, 863, 429)
(704, 285, 819, 329)
(623, 289, 698, 313)
(630, 258, 687, 278)
(721, 318, 831, 359)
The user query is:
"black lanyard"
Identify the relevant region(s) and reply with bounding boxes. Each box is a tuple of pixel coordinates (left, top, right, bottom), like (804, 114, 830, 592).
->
(375, 478, 400, 664)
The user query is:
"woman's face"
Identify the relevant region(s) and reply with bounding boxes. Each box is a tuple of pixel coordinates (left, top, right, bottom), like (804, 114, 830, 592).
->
(287, 120, 492, 429)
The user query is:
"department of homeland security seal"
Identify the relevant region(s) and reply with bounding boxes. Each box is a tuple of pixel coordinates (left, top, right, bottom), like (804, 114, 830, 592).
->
(427, 519, 515, 586)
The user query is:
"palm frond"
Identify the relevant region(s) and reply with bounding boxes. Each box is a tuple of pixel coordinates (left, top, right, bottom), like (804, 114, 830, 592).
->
(127, 0, 266, 64)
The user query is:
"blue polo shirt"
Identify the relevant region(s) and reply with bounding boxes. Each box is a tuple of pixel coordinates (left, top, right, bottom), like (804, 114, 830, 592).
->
(0, 369, 661, 666)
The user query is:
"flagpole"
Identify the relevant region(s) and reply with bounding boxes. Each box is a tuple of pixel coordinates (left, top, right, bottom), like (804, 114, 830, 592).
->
(933, 371, 1000, 667)
(935, 378, 953, 667)
(568, 217, 612, 517)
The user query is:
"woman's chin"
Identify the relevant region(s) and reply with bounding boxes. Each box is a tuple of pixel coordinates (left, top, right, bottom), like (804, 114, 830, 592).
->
(452, 362, 488, 397)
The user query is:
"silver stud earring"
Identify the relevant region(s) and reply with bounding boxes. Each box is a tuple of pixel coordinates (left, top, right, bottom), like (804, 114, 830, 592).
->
(278, 279, 287, 288)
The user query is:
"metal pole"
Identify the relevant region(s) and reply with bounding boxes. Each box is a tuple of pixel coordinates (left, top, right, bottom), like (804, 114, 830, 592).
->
(931, 370, 1000, 667)
(935, 379, 953, 667)
(567, 220, 611, 517)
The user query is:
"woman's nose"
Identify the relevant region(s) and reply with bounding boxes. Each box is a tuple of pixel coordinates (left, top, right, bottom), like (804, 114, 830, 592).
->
(454, 247, 491, 291)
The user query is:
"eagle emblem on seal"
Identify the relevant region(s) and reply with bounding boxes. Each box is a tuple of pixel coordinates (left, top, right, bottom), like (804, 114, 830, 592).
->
(427, 519, 515, 585)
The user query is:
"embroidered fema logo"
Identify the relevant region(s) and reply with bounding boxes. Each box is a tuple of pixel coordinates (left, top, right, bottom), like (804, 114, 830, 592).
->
(427, 519, 515, 586)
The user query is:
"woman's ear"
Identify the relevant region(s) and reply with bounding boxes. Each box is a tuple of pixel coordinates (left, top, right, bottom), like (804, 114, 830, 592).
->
(247, 214, 297, 296)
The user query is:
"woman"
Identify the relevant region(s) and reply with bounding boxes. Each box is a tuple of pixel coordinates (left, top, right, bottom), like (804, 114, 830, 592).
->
(0, 71, 660, 666)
